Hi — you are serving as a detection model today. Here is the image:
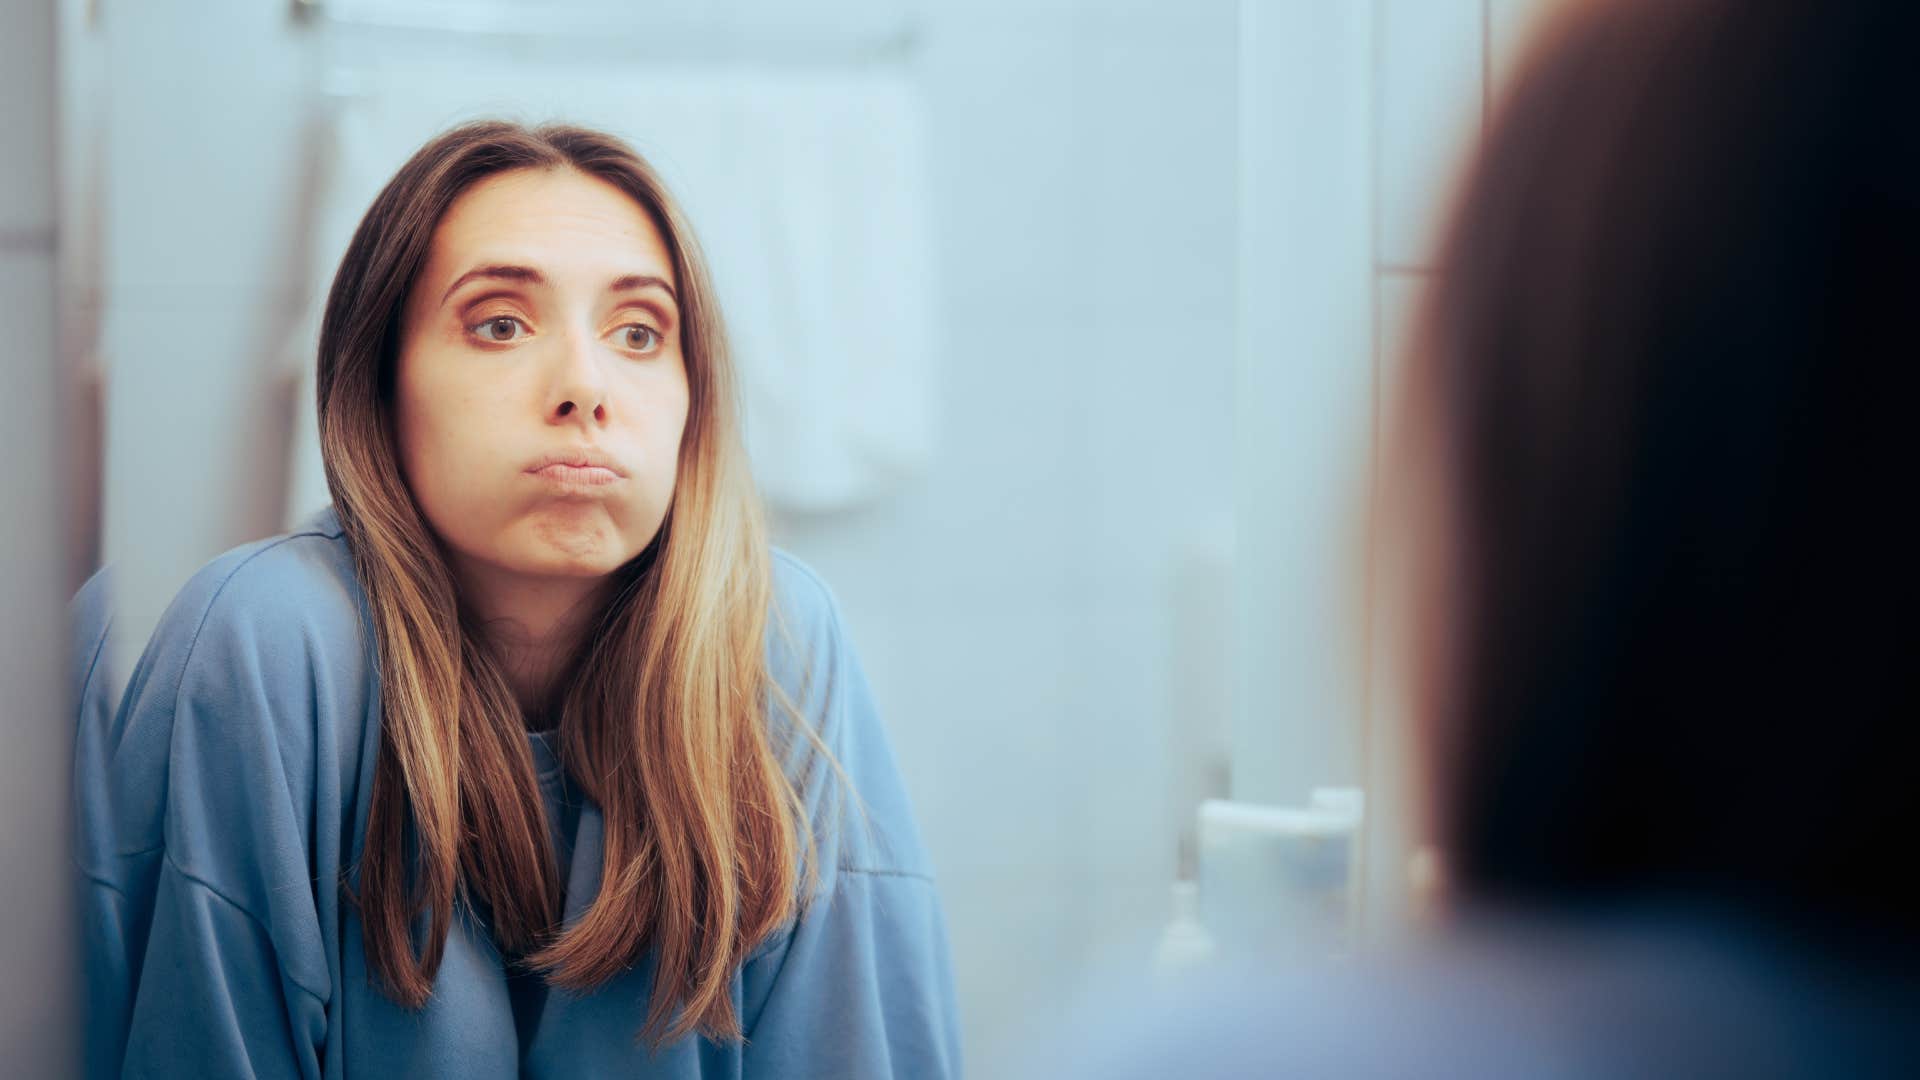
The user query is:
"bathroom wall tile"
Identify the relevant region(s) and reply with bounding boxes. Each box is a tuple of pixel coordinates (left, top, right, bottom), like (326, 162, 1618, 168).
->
(0, 0, 56, 238)
(1375, 0, 1484, 269)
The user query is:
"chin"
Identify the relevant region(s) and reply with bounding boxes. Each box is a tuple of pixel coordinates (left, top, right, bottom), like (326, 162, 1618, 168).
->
(506, 507, 654, 577)
(508, 546, 631, 579)
(513, 535, 648, 579)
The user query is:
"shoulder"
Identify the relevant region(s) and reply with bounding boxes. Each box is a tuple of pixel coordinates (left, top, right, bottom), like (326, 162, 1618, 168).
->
(762, 547, 934, 883)
(120, 507, 372, 764)
(763, 546, 855, 711)
(164, 507, 363, 660)
(768, 548, 843, 652)
(77, 508, 373, 906)
(72, 563, 116, 725)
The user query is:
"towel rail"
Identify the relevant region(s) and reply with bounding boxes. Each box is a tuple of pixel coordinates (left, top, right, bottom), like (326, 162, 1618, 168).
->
(292, 0, 922, 65)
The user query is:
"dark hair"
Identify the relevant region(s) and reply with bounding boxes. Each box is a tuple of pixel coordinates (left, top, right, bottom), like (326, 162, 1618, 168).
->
(1405, 0, 1919, 932)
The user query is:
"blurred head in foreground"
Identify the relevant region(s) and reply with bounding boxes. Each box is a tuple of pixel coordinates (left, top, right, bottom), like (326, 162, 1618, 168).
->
(1390, 0, 1919, 943)
(1047, 5, 1920, 1075)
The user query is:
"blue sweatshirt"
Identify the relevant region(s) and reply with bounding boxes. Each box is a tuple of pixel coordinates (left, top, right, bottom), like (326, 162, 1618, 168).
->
(72, 506, 962, 1078)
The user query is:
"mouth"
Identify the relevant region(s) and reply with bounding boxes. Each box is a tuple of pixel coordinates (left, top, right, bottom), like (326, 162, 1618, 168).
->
(525, 450, 627, 488)
(530, 463, 621, 486)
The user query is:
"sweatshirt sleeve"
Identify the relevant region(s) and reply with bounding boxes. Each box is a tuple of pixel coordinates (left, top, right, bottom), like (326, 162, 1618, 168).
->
(75, 542, 339, 1080)
(737, 554, 964, 1078)
(738, 865, 962, 1078)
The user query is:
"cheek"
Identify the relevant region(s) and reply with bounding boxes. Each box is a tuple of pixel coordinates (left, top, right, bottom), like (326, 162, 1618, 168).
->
(395, 358, 494, 520)
(628, 363, 693, 474)
(659, 380, 693, 458)
(392, 376, 433, 490)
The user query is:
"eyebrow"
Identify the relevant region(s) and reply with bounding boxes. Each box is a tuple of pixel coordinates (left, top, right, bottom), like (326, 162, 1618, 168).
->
(439, 263, 679, 307)
(607, 272, 679, 305)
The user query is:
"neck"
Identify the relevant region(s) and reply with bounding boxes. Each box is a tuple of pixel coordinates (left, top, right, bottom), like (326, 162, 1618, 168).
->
(453, 555, 612, 722)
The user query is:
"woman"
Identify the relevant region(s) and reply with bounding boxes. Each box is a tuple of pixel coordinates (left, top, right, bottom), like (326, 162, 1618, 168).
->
(73, 121, 960, 1078)
(1055, 0, 1920, 1075)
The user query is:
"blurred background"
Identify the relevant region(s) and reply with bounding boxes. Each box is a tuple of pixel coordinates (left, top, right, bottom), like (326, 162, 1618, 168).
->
(3, 0, 1553, 1073)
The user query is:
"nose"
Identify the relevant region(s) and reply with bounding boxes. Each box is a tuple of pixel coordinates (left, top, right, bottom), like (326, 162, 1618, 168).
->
(553, 397, 606, 424)
(546, 327, 609, 428)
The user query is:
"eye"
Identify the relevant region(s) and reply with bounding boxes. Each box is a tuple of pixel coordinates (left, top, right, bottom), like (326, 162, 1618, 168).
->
(619, 324, 663, 353)
(469, 315, 529, 344)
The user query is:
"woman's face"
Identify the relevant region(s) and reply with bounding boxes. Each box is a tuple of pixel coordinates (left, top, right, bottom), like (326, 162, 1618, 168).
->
(395, 167, 690, 585)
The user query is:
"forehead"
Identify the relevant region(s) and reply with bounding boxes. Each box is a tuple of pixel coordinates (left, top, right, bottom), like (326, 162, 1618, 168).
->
(423, 166, 674, 285)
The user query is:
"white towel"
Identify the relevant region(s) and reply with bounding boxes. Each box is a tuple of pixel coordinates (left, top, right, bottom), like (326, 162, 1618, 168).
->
(283, 58, 938, 528)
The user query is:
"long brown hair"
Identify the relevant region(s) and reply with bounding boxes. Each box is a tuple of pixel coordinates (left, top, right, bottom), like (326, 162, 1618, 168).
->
(317, 120, 817, 1042)
(1392, 0, 1920, 933)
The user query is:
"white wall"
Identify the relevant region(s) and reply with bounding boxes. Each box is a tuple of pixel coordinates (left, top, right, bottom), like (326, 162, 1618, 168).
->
(770, 1, 1239, 1070)
(96, 0, 318, 698)
(1230, 0, 1558, 932)
(1230, 0, 1375, 814)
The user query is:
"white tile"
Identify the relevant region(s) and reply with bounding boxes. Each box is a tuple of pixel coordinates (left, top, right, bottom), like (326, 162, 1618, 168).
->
(1, 0, 56, 237)
(1376, 0, 1485, 269)
(1070, 0, 1237, 46)
(919, 27, 1089, 318)
(1233, 0, 1375, 805)
(99, 2, 317, 298)
(98, 293, 300, 693)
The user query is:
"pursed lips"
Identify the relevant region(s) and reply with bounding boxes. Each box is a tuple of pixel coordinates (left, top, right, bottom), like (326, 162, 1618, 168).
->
(526, 450, 626, 486)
